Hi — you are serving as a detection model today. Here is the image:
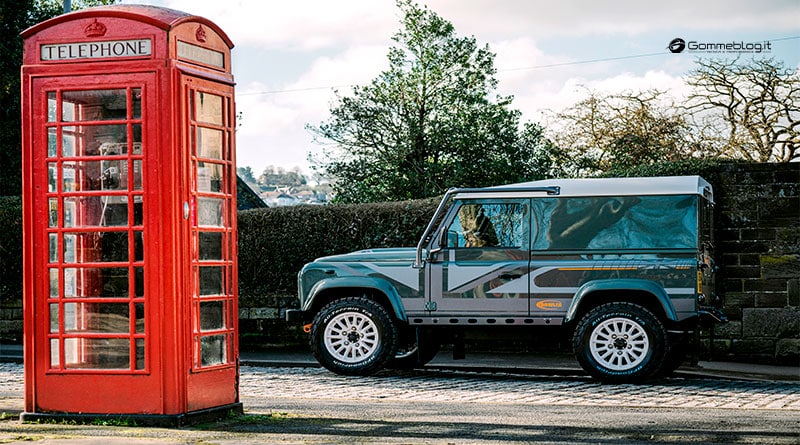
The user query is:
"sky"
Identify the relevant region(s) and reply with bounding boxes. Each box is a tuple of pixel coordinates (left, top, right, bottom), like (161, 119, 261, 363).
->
(119, 0, 800, 177)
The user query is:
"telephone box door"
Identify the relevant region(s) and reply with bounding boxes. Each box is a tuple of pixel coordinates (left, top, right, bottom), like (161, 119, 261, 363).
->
(181, 74, 239, 411)
(29, 73, 163, 413)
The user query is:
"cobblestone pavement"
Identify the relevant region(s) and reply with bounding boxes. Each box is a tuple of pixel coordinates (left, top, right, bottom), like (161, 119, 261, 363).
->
(239, 366, 800, 411)
(2, 363, 799, 412)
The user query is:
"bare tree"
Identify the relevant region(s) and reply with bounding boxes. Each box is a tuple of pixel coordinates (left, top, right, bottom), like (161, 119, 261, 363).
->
(685, 58, 799, 162)
(549, 88, 696, 175)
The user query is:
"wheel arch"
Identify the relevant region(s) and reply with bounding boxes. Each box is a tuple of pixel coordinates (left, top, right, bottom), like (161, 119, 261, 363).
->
(303, 277, 408, 323)
(564, 279, 678, 326)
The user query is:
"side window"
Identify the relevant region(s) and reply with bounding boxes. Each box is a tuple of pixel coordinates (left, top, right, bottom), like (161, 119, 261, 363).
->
(446, 201, 527, 248)
(531, 196, 698, 251)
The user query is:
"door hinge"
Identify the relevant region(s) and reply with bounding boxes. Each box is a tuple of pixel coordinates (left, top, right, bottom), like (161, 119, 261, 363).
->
(425, 301, 437, 311)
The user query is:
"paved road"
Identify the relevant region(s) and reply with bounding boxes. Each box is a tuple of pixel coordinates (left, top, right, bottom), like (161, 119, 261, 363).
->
(240, 366, 800, 410)
(1, 363, 799, 444)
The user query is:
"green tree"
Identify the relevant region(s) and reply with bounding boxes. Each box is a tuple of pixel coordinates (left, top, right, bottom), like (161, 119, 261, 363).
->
(237, 166, 258, 185)
(258, 165, 307, 188)
(308, 0, 549, 203)
(0, 0, 116, 196)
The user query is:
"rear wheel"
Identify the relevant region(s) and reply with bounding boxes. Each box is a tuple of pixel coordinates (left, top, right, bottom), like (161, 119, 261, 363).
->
(573, 302, 668, 383)
(310, 296, 398, 376)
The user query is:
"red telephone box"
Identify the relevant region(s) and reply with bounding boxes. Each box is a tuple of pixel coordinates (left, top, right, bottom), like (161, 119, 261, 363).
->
(21, 5, 241, 424)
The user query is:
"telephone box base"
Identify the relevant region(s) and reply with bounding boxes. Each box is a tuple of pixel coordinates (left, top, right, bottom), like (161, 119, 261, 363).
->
(19, 403, 243, 428)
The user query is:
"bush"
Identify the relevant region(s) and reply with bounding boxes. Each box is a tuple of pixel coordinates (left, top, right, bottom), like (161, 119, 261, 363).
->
(0, 196, 23, 304)
(237, 199, 439, 306)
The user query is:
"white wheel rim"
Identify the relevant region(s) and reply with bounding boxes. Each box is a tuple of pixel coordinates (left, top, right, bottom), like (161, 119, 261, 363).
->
(323, 311, 380, 363)
(589, 317, 650, 371)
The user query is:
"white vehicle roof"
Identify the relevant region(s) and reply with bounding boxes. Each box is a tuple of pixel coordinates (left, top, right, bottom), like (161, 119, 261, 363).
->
(455, 175, 714, 203)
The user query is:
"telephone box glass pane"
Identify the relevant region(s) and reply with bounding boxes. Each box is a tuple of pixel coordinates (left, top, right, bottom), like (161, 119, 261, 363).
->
(63, 302, 130, 333)
(135, 303, 144, 334)
(196, 127, 223, 159)
(197, 162, 223, 192)
(135, 338, 145, 370)
(63, 196, 128, 227)
(48, 128, 57, 157)
(49, 234, 57, 262)
(200, 301, 225, 331)
(49, 269, 58, 298)
(195, 91, 223, 125)
(199, 266, 223, 296)
(47, 92, 57, 122)
(64, 267, 129, 298)
(200, 335, 226, 366)
(49, 304, 58, 332)
(62, 128, 76, 157)
(49, 198, 58, 227)
(131, 88, 142, 119)
(198, 198, 224, 226)
(61, 164, 76, 191)
(133, 160, 142, 190)
(62, 89, 128, 121)
(198, 232, 222, 260)
(48, 163, 57, 192)
(64, 338, 129, 369)
(62, 232, 128, 263)
(50, 339, 60, 367)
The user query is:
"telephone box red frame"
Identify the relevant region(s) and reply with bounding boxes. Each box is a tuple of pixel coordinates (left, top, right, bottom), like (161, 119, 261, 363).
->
(21, 5, 241, 423)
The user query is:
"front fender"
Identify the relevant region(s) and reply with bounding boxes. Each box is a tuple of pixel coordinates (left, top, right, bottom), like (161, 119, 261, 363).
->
(303, 276, 408, 322)
(564, 279, 678, 323)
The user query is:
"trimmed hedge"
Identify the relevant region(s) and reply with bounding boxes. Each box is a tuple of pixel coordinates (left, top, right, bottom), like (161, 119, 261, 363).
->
(0, 196, 22, 304)
(237, 199, 439, 307)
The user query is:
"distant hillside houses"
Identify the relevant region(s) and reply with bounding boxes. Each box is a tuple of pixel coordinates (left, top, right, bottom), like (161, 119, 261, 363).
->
(259, 186, 329, 206)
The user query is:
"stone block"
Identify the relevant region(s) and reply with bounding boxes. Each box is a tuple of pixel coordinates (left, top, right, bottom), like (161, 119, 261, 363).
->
(743, 279, 790, 292)
(712, 320, 742, 338)
(789, 279, 799, 307)
(742, 308, 800, 338)
(761, 255, 800, 279)
(738, 254, 762, 266)
(249, 307, 278, 319)
(759, 197, 800, 223)
(731, 338, 775, 357)
(740, 228, 776, 241)
(754, 292, 788, 308)
(774, 228, 800, 255)
(775, 339, 800, 365)
(724, 265, 761, 279)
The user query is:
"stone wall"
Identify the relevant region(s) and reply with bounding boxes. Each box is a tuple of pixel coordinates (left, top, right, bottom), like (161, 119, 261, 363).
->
(704, 162, 799, 363)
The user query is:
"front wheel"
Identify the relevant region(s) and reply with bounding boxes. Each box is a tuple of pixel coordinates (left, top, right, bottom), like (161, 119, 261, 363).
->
(573, 302, 668, 383)
(310, 297, 398, 376)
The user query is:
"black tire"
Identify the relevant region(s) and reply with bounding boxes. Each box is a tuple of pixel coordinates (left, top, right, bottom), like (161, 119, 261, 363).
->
(387, 328, 440, 370)
(572, 302, 668, 383)
(310, 296, 398, 376)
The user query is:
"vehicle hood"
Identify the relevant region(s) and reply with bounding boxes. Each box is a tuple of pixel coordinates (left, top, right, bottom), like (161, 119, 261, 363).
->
(314, 247, 417, 264)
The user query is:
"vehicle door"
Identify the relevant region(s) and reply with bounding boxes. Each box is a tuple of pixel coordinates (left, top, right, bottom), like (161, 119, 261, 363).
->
(428, 198, 530, 315)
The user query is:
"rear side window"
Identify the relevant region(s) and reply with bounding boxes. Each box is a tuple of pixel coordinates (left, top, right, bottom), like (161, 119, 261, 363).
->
(531, 195, 698, 251)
